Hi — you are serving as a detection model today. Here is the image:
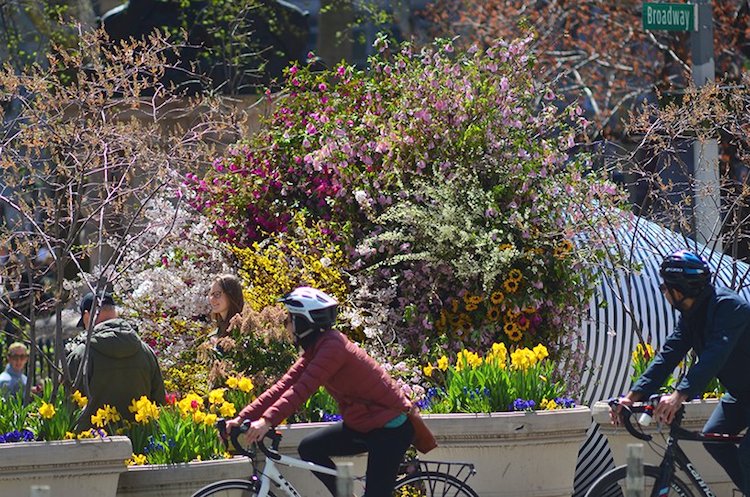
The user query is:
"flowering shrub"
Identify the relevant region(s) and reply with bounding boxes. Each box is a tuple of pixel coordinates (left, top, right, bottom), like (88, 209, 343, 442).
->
(197, 303, 297, 390)
(419, 343, 574, 413)
(110, 195, 236, 388)
(188, 34, 626, 362)
(231, 212, 349, 312)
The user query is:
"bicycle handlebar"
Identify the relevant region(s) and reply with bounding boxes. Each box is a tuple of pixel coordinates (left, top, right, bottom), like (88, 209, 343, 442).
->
(216, 418, 283, 461)
(608, 398, 655, 442)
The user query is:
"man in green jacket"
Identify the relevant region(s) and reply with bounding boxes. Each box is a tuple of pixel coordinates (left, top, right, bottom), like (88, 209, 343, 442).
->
(67, 292, 166, 430)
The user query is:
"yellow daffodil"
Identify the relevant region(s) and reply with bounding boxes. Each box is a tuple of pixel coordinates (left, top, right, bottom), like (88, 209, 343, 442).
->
(130, 396, 159, 424)
(38, 402, 56, 419)
(208, 388, 226, 405)
(192, 410, 206, 424)
(423, 364, 434, 377)
(437, 355, 449, 371)
(533, 344, 549, 361)
(203, 413, 218, 426)
(238, 377, 254, 393)
(127, 453, 148, 466)
(72, 390, 88, 408)
(218, 402, 236, 417)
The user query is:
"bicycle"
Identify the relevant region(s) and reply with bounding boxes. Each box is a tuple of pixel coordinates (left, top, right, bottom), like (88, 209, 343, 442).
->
(585, 396, 744, 497)
(191, 418, 479, 497)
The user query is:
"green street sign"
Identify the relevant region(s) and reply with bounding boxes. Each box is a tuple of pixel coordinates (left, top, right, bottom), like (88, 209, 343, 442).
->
(642, 2, 697, 32)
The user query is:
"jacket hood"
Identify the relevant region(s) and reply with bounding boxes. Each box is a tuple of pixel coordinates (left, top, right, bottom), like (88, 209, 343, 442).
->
(89, 319, 143, 359)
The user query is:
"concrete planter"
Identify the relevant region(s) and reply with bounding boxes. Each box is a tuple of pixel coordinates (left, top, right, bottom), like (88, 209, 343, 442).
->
(592, 399, 733, 494)
(116, 456, 253, 497)
(0, 436, 132, 497)
(273, 406, 592, 497)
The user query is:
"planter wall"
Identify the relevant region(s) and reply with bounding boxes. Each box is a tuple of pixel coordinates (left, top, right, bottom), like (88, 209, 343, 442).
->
(592, 399, 735, 494)
(0, 436, 132, 497)
(116, 456, 253, 497)
(273, 406, 592, 497)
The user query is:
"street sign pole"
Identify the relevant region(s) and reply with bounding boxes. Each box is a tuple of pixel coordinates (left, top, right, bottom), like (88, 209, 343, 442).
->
(642, 1, 721, 250)
(690, 0, 721, 250)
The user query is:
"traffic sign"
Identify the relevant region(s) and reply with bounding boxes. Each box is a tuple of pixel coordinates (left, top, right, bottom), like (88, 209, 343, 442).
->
(642, 2, 697, 32)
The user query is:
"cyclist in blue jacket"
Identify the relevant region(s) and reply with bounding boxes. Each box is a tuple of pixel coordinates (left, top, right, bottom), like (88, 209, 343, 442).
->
(612, 250, 750, 495)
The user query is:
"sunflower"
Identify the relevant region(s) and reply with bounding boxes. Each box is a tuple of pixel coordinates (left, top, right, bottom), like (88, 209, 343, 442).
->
(486, 306, 502, 322)
(504, 323, 523, 342)
(463, 293, 483, 305)
(508, 269, 522, 282)
(490, 291, 505, 305)
(465, 302, 479, 312)
(503, 279, 520, 293)
(553, 239, 574, 259)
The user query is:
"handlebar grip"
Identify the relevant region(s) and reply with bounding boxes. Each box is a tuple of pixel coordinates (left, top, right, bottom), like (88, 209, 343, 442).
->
(226, 419, 255, 458)
(219, 418, 282, 461)
(609, 399, 653, 442)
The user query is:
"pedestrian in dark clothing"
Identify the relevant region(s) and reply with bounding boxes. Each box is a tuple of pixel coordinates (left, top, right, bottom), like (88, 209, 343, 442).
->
(67, 291, 166, 430)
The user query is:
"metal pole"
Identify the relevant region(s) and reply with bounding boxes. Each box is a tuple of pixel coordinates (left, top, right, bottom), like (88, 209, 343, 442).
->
(626, 444, 644, 497)
(691, 0, 721, 250)
(336, 461, 354, 497)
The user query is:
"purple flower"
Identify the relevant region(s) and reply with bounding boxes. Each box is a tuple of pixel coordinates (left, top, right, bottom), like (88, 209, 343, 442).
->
(0, 429, 35, 443)
(511, 399, 536, 411)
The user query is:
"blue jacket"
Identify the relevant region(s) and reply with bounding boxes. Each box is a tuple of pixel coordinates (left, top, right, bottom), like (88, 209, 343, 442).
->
(632, 286, 750, 400)
(0, 363, 27, 397)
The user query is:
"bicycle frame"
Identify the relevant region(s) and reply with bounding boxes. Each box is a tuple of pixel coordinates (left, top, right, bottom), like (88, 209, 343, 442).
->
(655, 433, 714, 497)
(253, 451, 339, 497)
(640, 407, 744, 497)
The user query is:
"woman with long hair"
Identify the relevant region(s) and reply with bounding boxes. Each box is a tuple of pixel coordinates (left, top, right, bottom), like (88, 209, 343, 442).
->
(208, 274, 244, 338)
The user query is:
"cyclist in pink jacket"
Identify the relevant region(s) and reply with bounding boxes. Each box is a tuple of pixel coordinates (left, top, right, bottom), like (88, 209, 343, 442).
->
(227, 287, 414, 497)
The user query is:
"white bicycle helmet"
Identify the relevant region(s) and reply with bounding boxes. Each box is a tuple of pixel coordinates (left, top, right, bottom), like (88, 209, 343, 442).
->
(278, 287, 338, 338)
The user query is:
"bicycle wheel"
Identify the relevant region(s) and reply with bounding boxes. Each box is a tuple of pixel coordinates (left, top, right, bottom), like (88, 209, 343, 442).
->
(393, 471, 479, 497)
(191, 479, 277, 497)
(585, 464, 695, 497)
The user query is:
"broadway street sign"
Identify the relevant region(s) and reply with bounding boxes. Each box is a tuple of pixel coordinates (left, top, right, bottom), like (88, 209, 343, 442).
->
(642, 2, 698, 32)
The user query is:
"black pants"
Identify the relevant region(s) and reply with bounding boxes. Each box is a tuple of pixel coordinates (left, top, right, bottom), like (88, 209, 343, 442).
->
(298, 419, 415, 497)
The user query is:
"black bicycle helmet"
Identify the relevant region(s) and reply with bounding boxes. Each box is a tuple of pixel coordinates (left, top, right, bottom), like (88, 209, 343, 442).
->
(278, 287, 338, 339)
(659, 250, 711, 297)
